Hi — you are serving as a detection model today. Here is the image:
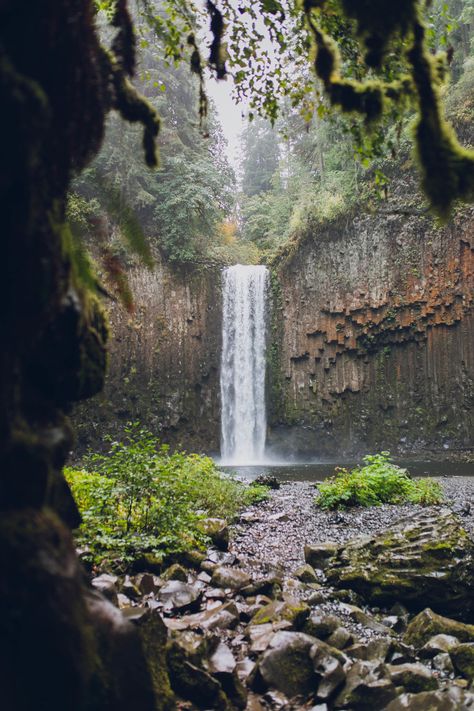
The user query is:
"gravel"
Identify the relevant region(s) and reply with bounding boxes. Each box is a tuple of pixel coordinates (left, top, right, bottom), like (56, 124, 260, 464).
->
(231, 477, 474, 575)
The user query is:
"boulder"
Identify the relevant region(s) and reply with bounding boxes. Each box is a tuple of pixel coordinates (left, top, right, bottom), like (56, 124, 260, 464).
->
(164, 601, 239, 632)
(211, 565, 251, 590)
(383, 690, 463, 710)
(251, 600, 309, 629)
(295, 564, 319, 584)
(387, 663, 438, 693)
(257, 631, 320, 698)
(404, 608, 474, 648)
(161, 563, 188, 582)
(158, 580, 202, 612)
(311, 641, 346, 700)
(198, 518, 229, 551)
(91, 573, 118, 602)
(334, 661, 397, 710)
(419, 633, 459, 658)
(324, 510, 474, 619)
(326, 627, 353, 650)
(304, 542, 340, 569)
(304, 614, 341, 640)
(450, 642, 474, 680)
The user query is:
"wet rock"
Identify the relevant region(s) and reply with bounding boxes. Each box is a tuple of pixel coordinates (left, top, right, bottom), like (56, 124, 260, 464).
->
(383, 690, 462, 710)
(341, 604, 395, 635)
(387, 663, 438, 693)
(137, 573, 161, 595)
(325, 510, 474, 619)
(432, 652, 455, 673)
(295, 564, 319, 584)
(450, 643, 474, 680)
(326, 627, 353, 650)
(304, 614, 341, 640)
(198, 518, 230, 551)
(158, 580, 202, 612)
(345, 639, 391, 663)
(252, 600, 309, 630)
(122, 575, 141, 600)
(334, 660, 396, 709)
(404, 608, 474, 648)
(253, 474, 280, 489)
(257, 631, 319, 699)
(211, 565, 251, 590)
(419, 633, 459, 657)
(165, 601, 240, 632)
(208, 642, 247, 709)
(161, 563, 188, 582)
(91, 573, 118, 602)
(310, 641, 346, 700)
(304, 542, 340, 569)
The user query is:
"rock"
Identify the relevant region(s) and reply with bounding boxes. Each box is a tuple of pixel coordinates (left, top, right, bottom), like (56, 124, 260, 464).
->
(164, 601, 240, 632)
(295, 564, 319, 584)
(311, 641, 346, 700)
(168, 645, 228, 710)
(207, 642, 247, 709)
(132, 607, 175, 710)
(236, 658, 256, 681)
(130, 552, 164, 574)
(248, 623, 276, 653)
(326, 627, 353, 650)
(116, 593, 132, 609)
(334, 661, 397, 709)
(158, 580, 202, 612)
(137, 573, 161, 595)
(404, 608, 474, 648)
(419, 633, 459, 658)
(122, 575, 141, 600)
(251, 600, 309, 630)
(387, 663, 438, 693)
(161, 563, 188, 582)
(304, 614, 341, 640)
(383, 690, 462, 710)
(341, 604, 395, 635)
(325, 510, 474, 619)
(241, 576, 282, 598)
(207, 550, 236, 566)
(432, 652, 454, 673)
(257, 631, 319, 699)
(91, 573, 118, 602)
(387, 641, 416, 665)
(198, 518, 229, 551)
(346, 638, 392, 662)
(304, 542, 340, 569)
(211, 565, 251, 590)
(450, 643, 474, 680)
(253, 474, 280, 489)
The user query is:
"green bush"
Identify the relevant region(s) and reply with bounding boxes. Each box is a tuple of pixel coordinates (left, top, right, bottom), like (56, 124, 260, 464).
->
(315, 452, 443, 510)
(65, 423, 267, 566)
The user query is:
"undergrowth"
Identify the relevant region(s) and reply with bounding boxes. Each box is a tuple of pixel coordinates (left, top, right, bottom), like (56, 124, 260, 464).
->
(315, 452, 443, 510)
(65, 423, 267, 567)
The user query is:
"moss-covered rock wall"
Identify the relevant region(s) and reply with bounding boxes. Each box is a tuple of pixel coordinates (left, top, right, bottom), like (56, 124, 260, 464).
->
(74, 259, 222, 454)
(268, 200, 474, 458)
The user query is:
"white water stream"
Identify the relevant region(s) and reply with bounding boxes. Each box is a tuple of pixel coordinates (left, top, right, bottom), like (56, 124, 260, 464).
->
(220, 265, 269, 464)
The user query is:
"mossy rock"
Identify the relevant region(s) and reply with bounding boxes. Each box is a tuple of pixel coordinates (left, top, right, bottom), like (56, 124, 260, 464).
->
(252, 600, 310, 629)
(325, 510, 474, 620)
(450, 643, 474, 680)
(162, 564, 188, 583)
(404, 608, 474, 649)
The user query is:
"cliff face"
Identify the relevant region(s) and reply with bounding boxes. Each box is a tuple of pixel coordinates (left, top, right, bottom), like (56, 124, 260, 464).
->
(268, 204, 474, 458)
(74, 260, 222, 454)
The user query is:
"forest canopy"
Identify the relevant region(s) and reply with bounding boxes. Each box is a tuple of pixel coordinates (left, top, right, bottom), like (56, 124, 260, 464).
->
(92, 0, 474, 220)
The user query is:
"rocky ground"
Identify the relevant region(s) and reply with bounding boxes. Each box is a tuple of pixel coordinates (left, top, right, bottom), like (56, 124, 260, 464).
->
(90, 477, 474, 711)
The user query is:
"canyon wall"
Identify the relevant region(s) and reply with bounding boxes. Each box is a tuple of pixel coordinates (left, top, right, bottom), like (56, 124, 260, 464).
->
(74, 260, 222, 454)
(268, 201, 474, 458)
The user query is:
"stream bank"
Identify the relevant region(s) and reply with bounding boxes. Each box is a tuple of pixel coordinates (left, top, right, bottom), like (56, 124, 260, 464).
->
(88, 477, 474, 710)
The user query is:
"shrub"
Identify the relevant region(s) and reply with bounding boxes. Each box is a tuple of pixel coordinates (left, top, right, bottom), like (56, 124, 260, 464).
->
(315, 451, 443, 510)
(65, 423, 267, 566)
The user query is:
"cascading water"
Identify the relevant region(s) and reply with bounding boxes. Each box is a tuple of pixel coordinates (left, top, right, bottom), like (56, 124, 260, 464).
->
(220, 264, 269, 465)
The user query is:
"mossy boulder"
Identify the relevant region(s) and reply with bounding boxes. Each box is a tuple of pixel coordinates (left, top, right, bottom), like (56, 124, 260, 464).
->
(449, 643, 474, 680)
(324, 510, 474, 619)
(404, 609, 474, 649)
(251, 600, 310, 629)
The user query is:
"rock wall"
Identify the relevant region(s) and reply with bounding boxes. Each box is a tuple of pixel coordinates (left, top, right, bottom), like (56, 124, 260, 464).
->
(74, 260, 222, 454)
(268, 203, 474, 458)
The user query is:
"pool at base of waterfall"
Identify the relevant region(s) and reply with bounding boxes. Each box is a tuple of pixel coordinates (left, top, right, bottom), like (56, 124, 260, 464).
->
(217, 459, 474, 482)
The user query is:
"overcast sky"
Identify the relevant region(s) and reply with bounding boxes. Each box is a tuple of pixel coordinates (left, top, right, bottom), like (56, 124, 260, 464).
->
(206, 75, 247, 170)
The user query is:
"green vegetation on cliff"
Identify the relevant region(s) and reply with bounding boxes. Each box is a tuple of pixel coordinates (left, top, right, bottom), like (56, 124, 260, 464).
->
(66, 424, 267, 566)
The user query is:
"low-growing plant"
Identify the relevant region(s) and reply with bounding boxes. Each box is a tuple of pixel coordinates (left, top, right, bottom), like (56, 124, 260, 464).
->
(65, 423, 267, 566)
(315, 452, 443, 510)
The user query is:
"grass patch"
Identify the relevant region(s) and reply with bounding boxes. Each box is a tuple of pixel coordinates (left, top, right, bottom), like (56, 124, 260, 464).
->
(65, 423, 267, 567)
(315, 451, 443, 510)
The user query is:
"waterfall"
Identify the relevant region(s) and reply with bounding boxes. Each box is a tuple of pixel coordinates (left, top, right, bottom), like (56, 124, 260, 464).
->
(220, 264, 269, 464)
